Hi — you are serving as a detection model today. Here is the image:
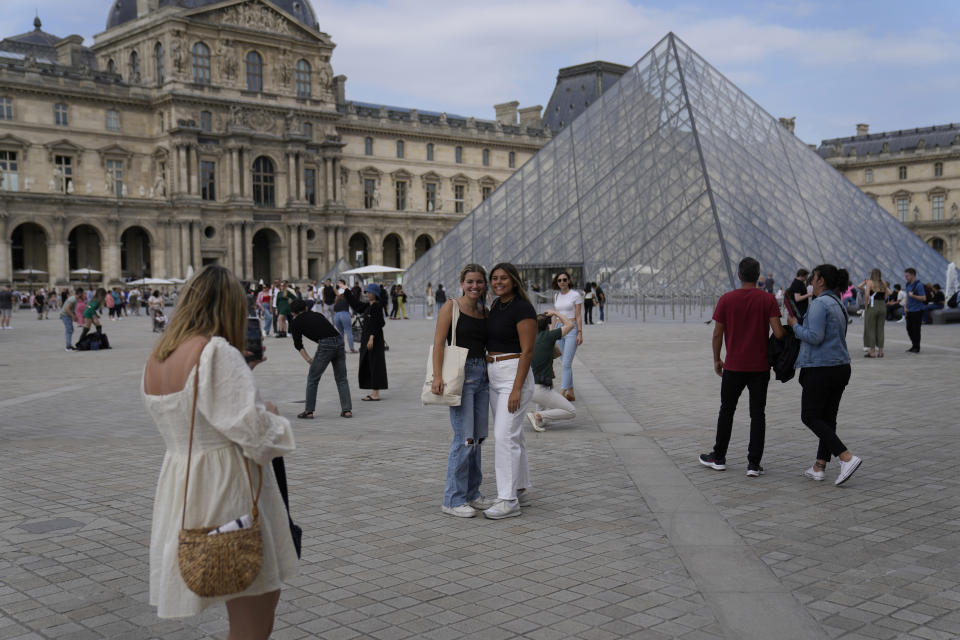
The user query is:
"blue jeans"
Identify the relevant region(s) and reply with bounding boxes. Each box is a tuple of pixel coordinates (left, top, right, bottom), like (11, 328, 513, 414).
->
(261, 309, 272, 335)
(598, 304, 605, 322)
(443, 358, 489, 508)
(557, 326, 579, 391)
(305, 336, 352, 413)
(61, 315, 73, 348)
(334, 310, 353, 350)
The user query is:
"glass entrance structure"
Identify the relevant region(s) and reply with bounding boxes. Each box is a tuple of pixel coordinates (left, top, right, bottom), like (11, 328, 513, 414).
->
(403, 33, 948, 295)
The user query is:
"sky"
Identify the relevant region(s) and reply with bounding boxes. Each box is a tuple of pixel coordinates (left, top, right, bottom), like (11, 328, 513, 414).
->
(3, 0, 958, 145)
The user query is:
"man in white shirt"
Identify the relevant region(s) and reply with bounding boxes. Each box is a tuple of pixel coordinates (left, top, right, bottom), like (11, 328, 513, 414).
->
(896, 285, 907, 323)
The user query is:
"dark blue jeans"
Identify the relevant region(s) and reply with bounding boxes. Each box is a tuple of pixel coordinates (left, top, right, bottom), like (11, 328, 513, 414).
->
(712, 369, 770, 466)
(305, 336, 351, 413)
(443, 358, 489, 508)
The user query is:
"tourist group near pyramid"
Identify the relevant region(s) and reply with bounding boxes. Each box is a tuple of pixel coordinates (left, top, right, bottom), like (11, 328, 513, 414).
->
(404, 33, 948, 294)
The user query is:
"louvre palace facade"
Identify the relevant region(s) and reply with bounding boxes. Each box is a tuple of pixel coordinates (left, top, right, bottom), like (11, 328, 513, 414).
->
(0, 0, 547, 287)
(818, 123, 960, 265)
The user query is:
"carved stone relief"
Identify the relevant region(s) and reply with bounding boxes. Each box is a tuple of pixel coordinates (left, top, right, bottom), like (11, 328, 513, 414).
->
(216, 40, 239, 81)
(212, 1, 292, 36)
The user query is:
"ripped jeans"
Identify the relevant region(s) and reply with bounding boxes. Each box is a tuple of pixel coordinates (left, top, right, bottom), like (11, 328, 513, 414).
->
(443, 358, 489, 508)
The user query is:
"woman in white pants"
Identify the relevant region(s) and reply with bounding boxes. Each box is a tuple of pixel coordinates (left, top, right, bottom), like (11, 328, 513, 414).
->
(484, 263, 537, 520)
(527, 310, 577, 432)
(551, 270, 583, 401)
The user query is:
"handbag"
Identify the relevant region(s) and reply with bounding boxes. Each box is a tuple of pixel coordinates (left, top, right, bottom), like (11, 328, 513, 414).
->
(177, 352, 264, 597)
(271, 457, 302, 559)
(421, 301, 469, 406)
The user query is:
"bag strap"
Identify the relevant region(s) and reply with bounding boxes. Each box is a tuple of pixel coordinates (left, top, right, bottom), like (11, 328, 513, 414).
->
(449, 300, 461, 348)
(180, 340, 262, 530)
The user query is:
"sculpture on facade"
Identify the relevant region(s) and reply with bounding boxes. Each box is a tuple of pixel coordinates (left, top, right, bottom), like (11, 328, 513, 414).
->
(217, 1, 291, 35)
(217, 41, 238, 80)
(153, 171, 167, 198)
(171, 33, 184, 74)
(278, 50, 293, 87)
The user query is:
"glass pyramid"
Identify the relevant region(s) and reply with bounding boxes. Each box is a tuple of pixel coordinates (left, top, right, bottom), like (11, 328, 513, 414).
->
(404, 33, 948, 295)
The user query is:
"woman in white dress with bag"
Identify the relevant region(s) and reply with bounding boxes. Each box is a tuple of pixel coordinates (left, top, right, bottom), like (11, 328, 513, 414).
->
(431, 264, 494, 518)
(141, 265, 296, 639)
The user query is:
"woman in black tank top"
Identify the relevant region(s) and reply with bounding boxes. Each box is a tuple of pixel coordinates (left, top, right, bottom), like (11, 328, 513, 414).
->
(432, 265, 493, 519)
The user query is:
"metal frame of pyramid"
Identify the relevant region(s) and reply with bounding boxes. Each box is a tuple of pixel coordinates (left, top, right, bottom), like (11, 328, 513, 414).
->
(403, 33, 948, 295)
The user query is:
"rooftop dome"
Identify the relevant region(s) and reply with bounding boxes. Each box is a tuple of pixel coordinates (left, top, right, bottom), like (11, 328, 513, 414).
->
(107, 0, 318, 31)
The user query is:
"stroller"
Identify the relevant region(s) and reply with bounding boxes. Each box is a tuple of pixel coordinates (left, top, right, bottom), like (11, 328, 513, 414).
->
(152, 310, 167, 333)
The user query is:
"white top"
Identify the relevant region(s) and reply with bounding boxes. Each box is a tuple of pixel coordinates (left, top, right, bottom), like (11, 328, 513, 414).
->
(554, 289, 583, 320)
(897, 290, 907, 305)
(143, 337, 297, 618)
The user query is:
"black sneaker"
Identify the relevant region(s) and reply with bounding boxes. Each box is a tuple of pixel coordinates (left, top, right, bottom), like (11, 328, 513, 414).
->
(699, 453, 726, 470)
(746, 464, 765, 477)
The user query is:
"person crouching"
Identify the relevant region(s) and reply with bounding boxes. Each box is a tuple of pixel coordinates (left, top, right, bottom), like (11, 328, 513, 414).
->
(289, 299, 353, 419)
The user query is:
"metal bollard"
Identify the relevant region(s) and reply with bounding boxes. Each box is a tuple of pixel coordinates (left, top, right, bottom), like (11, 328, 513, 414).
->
(641, 293, 646, 322)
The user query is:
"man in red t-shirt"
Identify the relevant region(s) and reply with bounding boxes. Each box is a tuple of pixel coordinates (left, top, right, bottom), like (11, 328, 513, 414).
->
(700, 257, 786, 477)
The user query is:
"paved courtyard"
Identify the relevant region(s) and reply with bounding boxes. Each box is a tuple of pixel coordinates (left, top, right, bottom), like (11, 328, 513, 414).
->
(0, 307, 958, 640)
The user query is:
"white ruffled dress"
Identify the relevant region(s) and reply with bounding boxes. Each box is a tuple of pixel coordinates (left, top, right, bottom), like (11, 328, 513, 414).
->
(143, 337, 297, 618)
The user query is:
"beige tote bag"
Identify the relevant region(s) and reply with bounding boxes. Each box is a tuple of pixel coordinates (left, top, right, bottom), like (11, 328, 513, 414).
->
(421, 301, 469, 406)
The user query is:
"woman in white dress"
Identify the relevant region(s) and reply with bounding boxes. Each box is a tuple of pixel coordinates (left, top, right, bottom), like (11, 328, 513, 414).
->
(141, 265, 296, 639)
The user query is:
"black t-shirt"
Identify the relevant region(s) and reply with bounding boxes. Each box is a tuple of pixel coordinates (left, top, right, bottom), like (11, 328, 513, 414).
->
(787, 279, 808, 314)
(290, 310, 339, 351)
(0, 289, 12, 309)
(447, 309, 487, 359)
(486, 297, 536, 353)
(323, 286, 336, 304)
(933, 290, 945, 304)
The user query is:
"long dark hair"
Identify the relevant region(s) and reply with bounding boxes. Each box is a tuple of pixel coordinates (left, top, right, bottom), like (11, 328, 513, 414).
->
(490, 262, 530, 303)
(551, 270, 573, 290)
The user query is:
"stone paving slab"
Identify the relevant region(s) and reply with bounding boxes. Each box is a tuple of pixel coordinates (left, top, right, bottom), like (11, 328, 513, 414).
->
(0, 310, 957, 639)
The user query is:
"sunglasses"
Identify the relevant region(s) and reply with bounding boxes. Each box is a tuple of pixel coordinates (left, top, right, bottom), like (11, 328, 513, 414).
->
(557, 278, 568, 282)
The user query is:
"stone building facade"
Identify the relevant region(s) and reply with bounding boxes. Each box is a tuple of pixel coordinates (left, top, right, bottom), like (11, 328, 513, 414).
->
(0, 0, 546, 288)
(818, 123, 960, 266)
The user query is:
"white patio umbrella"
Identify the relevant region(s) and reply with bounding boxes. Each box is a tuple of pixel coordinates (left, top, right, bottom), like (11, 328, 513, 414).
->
(14, 267, 47, 275)
(70, 267, 102, 276)
(168, 277, 187, 284)
(128, 277, 175, 286)
(340, 265, 405, 275)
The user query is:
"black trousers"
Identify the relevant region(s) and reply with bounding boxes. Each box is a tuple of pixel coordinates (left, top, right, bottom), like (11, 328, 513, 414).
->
(905, 310, 922, 350)
(713, 370, 769, 465)
(799, 364, 850, 462)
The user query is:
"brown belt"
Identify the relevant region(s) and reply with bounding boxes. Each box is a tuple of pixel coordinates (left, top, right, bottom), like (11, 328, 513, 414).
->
(486, 353, 521, 363)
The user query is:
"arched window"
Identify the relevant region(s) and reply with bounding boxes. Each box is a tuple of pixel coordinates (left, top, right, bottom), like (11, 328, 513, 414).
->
(192, 42, 211, 84)
(245, 51, 263, 92)
(929, 237, 945, 255)
(508, 151, 516, 168)
(426, 143, 434, 161)
(107, 59, 116, 74)
(252, 156, 275, 207)
(364, 137, 373, 156)
(154, 42, 164, 87)
(296, 59, 311, 98)
(128, 50, 140, 82)
(396, 140, 404, 159)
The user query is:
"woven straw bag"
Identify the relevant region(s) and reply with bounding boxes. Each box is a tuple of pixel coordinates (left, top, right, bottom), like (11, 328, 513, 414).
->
(177, 349, 264, 597)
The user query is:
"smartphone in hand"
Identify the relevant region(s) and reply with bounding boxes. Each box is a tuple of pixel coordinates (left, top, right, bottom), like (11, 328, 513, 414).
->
(245, 317, 263, 362)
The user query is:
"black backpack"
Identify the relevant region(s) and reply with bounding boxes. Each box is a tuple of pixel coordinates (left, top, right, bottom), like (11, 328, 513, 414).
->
(948, 291, 959, 309)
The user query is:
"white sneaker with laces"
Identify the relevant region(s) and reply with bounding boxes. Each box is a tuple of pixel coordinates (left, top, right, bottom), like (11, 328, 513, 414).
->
(803, 466, 825, 481)
(483, 499, 521, 520)
(527, 412, 545, 432)
(441, 504, 477, 518)
(468, 496, 494, 510)
(835, 456, 862, 486)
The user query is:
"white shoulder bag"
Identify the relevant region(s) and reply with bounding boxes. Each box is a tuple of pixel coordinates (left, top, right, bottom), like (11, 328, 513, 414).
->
(421, 301, 469, 406)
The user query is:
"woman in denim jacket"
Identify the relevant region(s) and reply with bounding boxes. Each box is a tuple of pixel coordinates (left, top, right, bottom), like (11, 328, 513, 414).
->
(787, 264, 863, 486)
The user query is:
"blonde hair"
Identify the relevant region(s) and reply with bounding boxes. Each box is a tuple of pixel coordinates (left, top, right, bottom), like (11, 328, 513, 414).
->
(870, 268, 887, 294)
(151, 265, 247, 362)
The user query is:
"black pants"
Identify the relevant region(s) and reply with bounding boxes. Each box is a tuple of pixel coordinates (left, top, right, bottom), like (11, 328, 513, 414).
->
(584, 302, 593, 324)
(905, 310, 922, 350)
(713, 370, 769, 465)
(799, 364, 850, 462)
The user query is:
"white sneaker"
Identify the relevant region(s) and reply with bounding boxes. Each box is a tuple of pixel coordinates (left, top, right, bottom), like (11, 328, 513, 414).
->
(468, 495, 495, 510)
(835, 456, 862, 486)
(517, 489, 532, 507)
(803, 466, 825, 481)
(483, 499, 521, 520)
(441, 504, 477, 518)
(526, 412, 545, 432)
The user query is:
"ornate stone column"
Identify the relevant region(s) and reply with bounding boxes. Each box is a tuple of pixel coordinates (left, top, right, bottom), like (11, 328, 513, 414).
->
(370, 232, 383, 267)
(178, 146, 188, 196)
(299, 225, 308, 279)
(190, 146, 200, 196)
(324, 157, 333, 203)
(325, 226, 336, 269)
(151, 224, 167, 278)
(242, 149, 252, 200)
(287, 154, 297, 204)
(242, 222, 252, 280)
(331, 158, 340, 201)
(336, 226, 346, 265)
(180, 222, 190, 275)
(191, 221, 201, 270)
(0, 212, 10, 283)
(165, 219, 177, 277)
(51, 214, 68, 285)
(288, 224, 299, 280)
